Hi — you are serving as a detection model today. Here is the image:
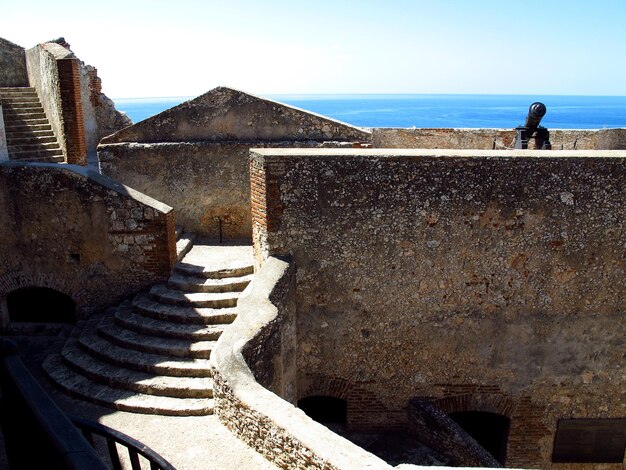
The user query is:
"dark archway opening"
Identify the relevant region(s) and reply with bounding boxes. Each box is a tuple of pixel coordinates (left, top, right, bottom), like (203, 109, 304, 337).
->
(298, 396, 347, 429)
(449, 411, 510, 464)
(7, 288, 76, 323)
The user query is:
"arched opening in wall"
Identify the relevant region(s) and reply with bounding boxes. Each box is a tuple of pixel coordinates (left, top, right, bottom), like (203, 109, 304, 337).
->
(298, 396, 347, 432)
(6, 288, 76, 323)
(448, 411, 510, 465)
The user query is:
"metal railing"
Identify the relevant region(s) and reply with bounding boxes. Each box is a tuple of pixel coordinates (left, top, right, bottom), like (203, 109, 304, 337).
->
(70, 414, 176, 470)
(0, 338, 175, 469)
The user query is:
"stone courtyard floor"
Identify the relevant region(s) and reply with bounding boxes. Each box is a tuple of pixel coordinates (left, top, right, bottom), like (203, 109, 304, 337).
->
(5, 333, 278, 469)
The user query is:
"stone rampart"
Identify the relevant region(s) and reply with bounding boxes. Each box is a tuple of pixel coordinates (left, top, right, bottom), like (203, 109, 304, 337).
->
(373, 127, 626, 150)
(0, 162, 175, 328)
(250, 148, 626, 468)
(99, 87, 370, 239)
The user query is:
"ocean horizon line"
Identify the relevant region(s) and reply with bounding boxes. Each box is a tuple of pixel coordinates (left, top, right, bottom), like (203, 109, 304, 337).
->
(112, 92, 626, 101)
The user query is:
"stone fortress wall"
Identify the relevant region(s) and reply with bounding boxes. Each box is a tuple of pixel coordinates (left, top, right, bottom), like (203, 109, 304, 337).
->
(1, 44, 626, 467)
(232, 148, 626, 468)
(374, 127, 626, 150)
(98, 87, 370, 240)
(0, 162, 175, 328)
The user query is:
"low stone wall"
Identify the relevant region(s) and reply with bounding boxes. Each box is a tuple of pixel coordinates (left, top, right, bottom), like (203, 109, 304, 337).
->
(373, 128, 626, 150)
(25, 43, 68, 159)
(212, 256, 391, 470)
(250, 148, 626, 468)
(99, 141, 360, 239)
(0, 162, 175, 328)
(0, 38, 28, 87)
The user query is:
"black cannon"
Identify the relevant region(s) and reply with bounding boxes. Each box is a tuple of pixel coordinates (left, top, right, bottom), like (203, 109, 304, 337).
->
(515, 102, 552, 149)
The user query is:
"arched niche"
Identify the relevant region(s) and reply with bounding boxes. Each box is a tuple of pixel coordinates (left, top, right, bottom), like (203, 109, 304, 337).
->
(6, 287, 77, 323)
(448, 410, 510, 464)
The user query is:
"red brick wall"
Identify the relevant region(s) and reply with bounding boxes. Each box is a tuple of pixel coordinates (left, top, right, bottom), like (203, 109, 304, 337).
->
(57, 58, 87, 165)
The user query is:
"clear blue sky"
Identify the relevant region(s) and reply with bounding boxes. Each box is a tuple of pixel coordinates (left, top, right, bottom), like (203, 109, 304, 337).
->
(3, 0, 626, 98)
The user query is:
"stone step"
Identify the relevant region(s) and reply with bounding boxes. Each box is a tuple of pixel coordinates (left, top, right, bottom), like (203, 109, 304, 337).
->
(132, 294, 237, 325)
(5, 117, 50, 126)
(98, 316, 215, 359)
(3, 105, 44, 113)
(8, 135, 57, 145)
(168, 273, 252, 293)
(43, 354, 214, 416)
(8, 142, 60, 152)
(1, 97, 40, 104)
(149, 284, 239, 308)
(4, 110, 47, 120)
(176, 232, 195, 261)
(6, 130, 55, 140)
(62, 339, 214, 398)
(116, 304, 225, 340)
(78, 330, 213, 377)
(9, 149, 64, 160)
(5, 123, 52, 132)
(9, 154, 65, 163)
(174, 261, 254, 280)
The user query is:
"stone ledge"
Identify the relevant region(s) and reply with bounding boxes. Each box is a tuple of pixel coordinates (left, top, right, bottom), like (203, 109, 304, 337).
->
(0, 160, 172, 213)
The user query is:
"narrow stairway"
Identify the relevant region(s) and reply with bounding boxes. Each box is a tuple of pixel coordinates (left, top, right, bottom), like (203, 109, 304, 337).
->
(0, 87, 64, 162)
(43, 238, 254, 416)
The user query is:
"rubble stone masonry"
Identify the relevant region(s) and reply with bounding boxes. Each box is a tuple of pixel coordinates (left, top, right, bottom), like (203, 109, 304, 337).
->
(250, 148, 626, 468)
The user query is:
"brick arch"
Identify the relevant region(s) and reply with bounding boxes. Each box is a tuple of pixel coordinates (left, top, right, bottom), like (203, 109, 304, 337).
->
(0, 271, 87, 312)
(299, 374, 352, 401)
(432, 394, 515, 418)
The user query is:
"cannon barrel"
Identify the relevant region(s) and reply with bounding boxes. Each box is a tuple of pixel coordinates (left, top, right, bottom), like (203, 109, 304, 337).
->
(524, 102, 547, 129)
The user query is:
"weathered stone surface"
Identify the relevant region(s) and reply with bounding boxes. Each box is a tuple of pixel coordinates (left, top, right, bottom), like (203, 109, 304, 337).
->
(0, 37, 28, 87)
(101, 87, 370, 144)
(0, 162, 175, 326)
(98, 88, 370, 238)
(212, 256, 392, 470)
(250, 148, 626, 468)
(374, 127, 626, 150)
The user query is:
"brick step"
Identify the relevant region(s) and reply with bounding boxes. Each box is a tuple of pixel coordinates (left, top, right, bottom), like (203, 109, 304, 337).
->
(98, 316, 215, 359)
(174, 261, 254, 280)
(8, 142, 60, 152)
(167, 272, 252, 294)
(132, 294, 237, 325)
(116, 303, 225, 340)
(43, 354, 214, 416)
(78, 330, 213, 377)
(149, 284, 239, 308)
(7, 135, 57, 145)
(5, 124, 53, 133)
(62, 339, 214, 398)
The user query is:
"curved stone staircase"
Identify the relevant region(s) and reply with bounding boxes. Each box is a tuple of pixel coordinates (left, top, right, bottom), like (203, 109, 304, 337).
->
(43, 240, 254, 416)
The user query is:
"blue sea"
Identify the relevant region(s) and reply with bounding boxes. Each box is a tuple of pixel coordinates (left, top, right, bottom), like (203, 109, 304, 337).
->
(113, 94, 626, 129)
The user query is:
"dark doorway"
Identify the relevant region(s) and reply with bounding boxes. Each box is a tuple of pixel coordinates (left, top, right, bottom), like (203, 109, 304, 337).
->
(298, 396, 347, 427)
(449, 411, 510, 464)
(7, 288, 76, 323)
